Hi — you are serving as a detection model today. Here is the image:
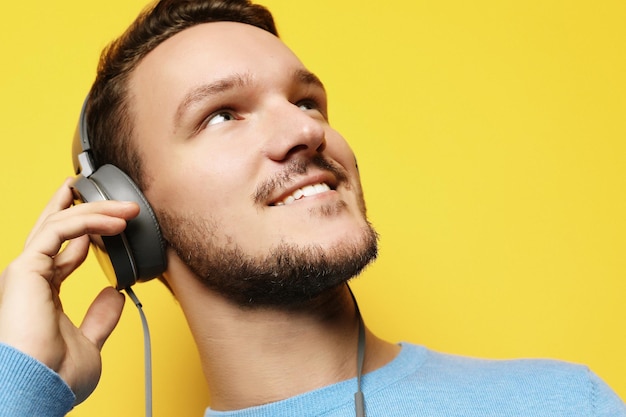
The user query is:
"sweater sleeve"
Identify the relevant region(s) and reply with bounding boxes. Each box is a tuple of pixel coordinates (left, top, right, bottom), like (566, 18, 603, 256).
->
(590, 369, 626, 417)
(0, 343, 75, 417)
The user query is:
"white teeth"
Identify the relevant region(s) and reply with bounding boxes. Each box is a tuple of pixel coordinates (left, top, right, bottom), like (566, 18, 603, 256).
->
(275, 182, 331, 206)
(302, 185, 317, 197)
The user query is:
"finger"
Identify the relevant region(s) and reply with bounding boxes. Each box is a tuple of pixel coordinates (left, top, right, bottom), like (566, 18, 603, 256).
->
(49, 235, 91, 289)
(80, 287, 125, 350)
(25, 201, 140, 259)
(25, 178, 75, 247)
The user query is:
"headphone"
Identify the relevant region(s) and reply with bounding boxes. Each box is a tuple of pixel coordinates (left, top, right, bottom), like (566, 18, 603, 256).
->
(71, 97, 167, 290)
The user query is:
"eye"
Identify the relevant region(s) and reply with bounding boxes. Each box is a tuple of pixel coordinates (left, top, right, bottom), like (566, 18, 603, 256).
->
(206, 110, 236, 126)
(297, 100, 319, 111)
(296, 98, 327, 120)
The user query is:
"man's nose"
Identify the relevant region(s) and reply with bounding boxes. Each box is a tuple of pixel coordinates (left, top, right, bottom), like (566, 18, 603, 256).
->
(261, 100, 327, 161)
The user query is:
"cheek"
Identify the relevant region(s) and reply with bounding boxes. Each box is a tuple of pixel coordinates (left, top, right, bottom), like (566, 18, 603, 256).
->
(161, 135, 253, 182)
(325, 132, 360, 180)
(139, 125, 269, 243)
(143, 151, 251, 220)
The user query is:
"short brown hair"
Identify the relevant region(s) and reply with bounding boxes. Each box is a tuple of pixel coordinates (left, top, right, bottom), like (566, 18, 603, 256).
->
(84, 0, 278, 188)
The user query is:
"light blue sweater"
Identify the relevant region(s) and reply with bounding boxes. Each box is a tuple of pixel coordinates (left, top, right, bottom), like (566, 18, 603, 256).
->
(204, 343, 626, 417)
(1, 342, 624, 417)
(0, 344, 74, 417)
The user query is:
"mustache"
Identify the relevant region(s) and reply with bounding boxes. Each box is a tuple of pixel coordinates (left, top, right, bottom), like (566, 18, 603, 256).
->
(253, 155, 349, 204)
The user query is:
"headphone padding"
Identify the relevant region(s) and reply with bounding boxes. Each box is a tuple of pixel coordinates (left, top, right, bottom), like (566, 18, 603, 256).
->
(89, 164, 167, 283)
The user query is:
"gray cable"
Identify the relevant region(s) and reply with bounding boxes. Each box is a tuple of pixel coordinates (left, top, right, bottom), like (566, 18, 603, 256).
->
(348, 285, 366, 417)
(125, 287, 153, 417)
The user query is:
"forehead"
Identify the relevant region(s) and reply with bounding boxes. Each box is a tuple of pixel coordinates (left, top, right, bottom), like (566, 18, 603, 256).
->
(130, 21, 305, 101)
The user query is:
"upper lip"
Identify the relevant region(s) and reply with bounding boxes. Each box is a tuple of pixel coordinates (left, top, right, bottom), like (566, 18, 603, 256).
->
(267, 171, 339, 206)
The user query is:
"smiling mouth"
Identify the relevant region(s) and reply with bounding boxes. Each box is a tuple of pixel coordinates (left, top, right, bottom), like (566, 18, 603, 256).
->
(274, 183, 332, 206)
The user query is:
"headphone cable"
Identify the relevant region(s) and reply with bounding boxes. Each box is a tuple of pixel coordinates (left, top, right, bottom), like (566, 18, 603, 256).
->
(348, 285, 366, 417)
(125, 287, 153, 417)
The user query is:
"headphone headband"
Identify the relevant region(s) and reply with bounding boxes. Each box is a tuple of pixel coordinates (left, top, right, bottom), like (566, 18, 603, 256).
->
(72, 96, 96, 176)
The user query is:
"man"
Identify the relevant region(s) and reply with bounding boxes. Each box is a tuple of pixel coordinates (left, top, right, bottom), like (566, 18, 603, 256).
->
(0, 1, 624, 416)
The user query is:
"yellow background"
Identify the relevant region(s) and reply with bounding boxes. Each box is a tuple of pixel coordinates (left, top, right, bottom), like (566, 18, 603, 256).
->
(1, 1, 625, 415)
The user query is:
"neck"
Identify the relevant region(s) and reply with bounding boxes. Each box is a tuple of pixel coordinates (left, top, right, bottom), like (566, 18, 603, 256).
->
(165, 261, 399, 411)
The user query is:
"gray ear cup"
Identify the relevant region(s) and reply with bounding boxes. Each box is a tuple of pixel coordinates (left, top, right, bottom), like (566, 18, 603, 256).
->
(72, 164, 167, 289)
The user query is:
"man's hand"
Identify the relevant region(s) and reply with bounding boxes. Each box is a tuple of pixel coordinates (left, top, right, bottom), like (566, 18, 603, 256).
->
(0, 178, 140, 404)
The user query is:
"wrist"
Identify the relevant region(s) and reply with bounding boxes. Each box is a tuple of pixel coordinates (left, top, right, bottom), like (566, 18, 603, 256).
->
(0, 343, 75, 416)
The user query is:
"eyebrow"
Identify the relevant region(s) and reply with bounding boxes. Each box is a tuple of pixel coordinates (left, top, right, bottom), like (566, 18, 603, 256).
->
(174, 68, 325, 130)
(174, 72, 251, 129)
(293, 68, 325, 91)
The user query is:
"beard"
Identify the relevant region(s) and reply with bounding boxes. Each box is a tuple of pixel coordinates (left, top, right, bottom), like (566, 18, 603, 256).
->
(155, 154, 378, 308)
(156, 208, 378, 308)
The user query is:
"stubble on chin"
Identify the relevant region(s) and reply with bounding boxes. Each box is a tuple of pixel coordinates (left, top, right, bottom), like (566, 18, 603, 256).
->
(156, 207, 378, 309)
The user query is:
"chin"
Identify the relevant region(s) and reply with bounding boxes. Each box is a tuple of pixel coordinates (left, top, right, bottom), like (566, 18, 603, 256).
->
(196, 224, 378, 309)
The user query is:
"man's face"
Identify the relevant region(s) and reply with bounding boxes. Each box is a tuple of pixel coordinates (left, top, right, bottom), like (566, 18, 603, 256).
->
(129, 22, 377, 306)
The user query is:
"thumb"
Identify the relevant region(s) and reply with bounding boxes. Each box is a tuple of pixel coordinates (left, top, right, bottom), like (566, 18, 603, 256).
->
(80, 287, 125, 350)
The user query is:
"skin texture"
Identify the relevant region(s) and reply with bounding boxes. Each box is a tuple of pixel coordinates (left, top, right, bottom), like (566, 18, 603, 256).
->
(0, 22, 400, 411)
